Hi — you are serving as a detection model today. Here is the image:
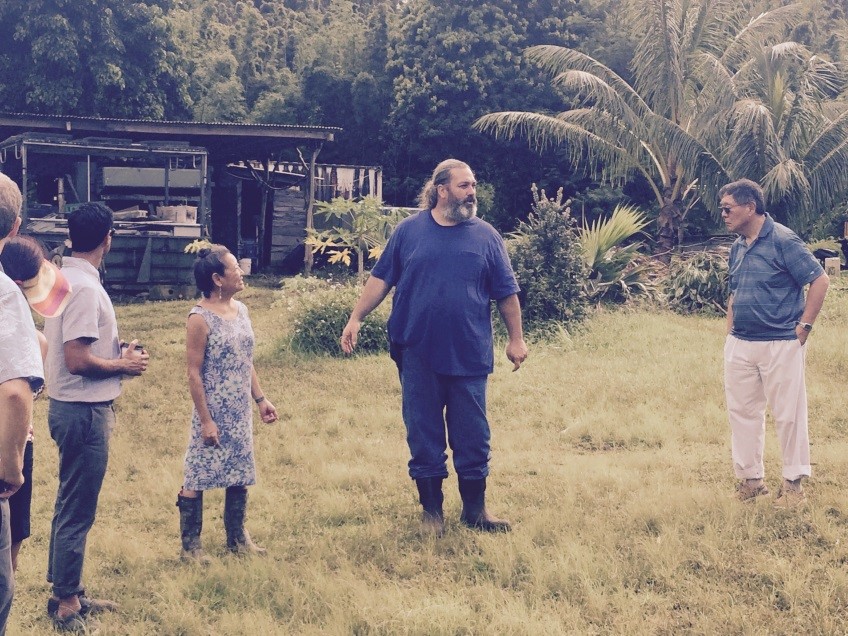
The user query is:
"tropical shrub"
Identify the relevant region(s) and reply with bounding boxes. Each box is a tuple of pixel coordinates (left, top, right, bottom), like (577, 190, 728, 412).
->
(580, 203, 653, 301)
(305, 197, 410, 284)
(507, 185, 589, 328)
(665, 251, 729, 315)
(280, 276, 389, 356)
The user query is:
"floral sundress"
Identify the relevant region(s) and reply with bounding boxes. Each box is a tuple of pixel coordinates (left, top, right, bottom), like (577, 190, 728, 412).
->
(183, 302, 257, 490)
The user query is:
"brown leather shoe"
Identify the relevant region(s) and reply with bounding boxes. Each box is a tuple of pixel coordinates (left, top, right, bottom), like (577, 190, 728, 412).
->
(734, 480, 769, 501)
(79, 593, 119, 615)
(773, 487, 806, 509)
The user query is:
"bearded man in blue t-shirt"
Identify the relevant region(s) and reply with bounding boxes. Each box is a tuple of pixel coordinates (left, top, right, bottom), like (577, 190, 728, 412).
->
(341, 159, 528, 536)
(721, 179, 829, 508)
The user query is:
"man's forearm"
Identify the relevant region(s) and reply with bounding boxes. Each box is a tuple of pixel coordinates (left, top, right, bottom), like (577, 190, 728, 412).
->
(0, 379, 32, 483)
(800, 273, 829, 324)
(64, 341, 126, 378)
(496, 294, 524, 341)
(350, 276, 391, 322)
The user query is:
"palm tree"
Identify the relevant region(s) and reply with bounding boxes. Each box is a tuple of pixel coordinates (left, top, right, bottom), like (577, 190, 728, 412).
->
(475, 0, 848, 250)
(717, 39, 848, 227)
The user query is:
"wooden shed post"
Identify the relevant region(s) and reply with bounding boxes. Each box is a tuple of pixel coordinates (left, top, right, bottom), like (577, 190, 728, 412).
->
(304, 144, 321, 276)
(20, 143, 28, 225)
(200, 153, 209, 235)
(257, 159, 270, 270)
(235, 180, 243, 258)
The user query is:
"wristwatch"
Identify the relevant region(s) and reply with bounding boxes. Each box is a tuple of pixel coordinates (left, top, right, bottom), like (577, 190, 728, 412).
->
(796, 321, 813, 332)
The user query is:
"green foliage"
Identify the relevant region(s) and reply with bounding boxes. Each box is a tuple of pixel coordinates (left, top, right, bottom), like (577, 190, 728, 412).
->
(384, 0, 605, 216)
(306, 197, 410, 283)
(475, 1, 848, 245)
(183, 239, 213, 254)
(475, 182, 497, 222)
(665, 251, 729, 315)
(580, 203, 653, 301)
(280, 276, 389, 356)
(507, 185, 589, 328)
(0, 0, 191, 118)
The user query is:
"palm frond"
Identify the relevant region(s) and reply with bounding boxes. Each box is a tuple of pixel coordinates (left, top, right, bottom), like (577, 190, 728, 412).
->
(805, 110, 848, 213)
(645, 113, 730, 210)
(581, 203, 650, 269)
(474, 111, 638, 183)
(524, 45, 651, 118)
(761, 159, 811, 223)
(724, 98, 781, 178)
(632, 0, 685, 121)
(721, 4, 807, 69)
(553, 70, 650, 138)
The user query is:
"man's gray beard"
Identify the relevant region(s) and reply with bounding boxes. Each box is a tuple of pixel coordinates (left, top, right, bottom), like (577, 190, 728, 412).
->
(445, 200, 477, 223)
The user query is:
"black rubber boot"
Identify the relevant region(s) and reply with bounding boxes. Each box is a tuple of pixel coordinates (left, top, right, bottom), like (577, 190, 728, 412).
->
(224, 486, 267, 556)
(458, 477, 511, 533)
(177, 493, 211, 564)
(415, 477, 445, 537)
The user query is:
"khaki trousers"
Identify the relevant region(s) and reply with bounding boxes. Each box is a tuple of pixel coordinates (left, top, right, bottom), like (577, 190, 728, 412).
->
(723, 335, 811, 481)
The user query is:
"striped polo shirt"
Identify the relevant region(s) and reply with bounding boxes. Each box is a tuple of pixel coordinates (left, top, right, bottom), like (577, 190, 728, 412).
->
(728, 214, 823, 341)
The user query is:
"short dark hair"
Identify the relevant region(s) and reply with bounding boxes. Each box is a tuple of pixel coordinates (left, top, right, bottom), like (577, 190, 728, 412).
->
(0, 173, 22, 239)
(68, 202, 114, 252)
(0, 235, 46, 281)
(193, 244, 231, 298)
(718, 179, 766, 215)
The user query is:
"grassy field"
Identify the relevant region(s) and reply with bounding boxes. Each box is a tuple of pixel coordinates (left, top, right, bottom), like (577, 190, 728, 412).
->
(9, 276, 848, 635)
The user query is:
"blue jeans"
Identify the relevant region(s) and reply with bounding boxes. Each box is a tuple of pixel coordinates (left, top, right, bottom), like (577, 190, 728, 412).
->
(397, 348, 491, 480)
(0, 499, 13, 635)
(47, 400, 114, 599)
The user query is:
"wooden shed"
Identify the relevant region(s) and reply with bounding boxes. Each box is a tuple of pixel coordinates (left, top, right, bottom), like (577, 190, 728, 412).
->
(0, 113, 369, 287)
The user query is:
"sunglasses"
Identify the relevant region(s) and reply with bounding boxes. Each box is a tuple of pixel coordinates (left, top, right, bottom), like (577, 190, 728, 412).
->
(719, 203, 746, 214)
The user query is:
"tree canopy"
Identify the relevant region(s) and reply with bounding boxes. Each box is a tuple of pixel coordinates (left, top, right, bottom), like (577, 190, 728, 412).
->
(1, 0, 846, 236)
(0, 0, 191, 119)
(476, 0, 848, 245)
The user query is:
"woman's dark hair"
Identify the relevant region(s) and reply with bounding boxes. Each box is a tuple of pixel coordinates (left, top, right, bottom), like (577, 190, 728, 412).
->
(193, 244, 231, 298)
(68, 202, 114, 252)
(0, 235, 47, 282)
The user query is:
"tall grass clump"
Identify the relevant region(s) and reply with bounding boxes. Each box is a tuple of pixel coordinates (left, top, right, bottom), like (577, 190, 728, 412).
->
(666, 250, 729, 315)
(507, 185, 589, 330)
(279, 275, 389, 356)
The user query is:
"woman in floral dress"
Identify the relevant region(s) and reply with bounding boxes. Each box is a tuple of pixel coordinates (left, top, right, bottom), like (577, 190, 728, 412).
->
(177, 245, 277, 562)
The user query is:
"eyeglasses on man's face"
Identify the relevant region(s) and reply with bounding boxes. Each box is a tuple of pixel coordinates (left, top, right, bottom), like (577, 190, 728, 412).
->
(719, 202, 746, 215)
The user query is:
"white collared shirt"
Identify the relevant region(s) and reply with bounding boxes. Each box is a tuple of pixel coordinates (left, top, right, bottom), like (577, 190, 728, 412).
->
(44, 257, 121, 402)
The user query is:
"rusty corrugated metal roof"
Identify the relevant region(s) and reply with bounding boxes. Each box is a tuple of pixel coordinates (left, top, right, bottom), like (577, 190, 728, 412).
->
(0, 112, 341, 133)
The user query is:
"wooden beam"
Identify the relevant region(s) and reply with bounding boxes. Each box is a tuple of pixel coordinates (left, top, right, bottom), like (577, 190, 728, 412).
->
(304, 143, 323, 276)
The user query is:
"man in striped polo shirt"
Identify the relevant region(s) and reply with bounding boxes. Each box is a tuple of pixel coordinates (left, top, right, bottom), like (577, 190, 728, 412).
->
(721, 179, 829, 508)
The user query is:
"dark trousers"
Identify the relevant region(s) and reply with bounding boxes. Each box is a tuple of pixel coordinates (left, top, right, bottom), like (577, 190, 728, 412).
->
(0, 500, 13, 635)
(397, 348, 491, 480)
(47, 399, 114, 599)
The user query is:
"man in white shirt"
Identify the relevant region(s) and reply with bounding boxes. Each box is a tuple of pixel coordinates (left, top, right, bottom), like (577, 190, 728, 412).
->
(0, 172, 44, 635)
(44, 202, 148, 630)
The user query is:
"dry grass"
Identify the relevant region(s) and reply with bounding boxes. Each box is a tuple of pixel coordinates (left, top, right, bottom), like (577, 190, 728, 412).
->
(9, 276, 848, 635)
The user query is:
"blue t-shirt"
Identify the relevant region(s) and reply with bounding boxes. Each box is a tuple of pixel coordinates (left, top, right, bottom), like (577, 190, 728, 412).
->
(371, 210, 520, 376)
(728, 214, 823, 341)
